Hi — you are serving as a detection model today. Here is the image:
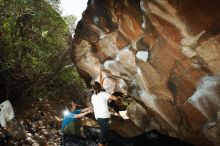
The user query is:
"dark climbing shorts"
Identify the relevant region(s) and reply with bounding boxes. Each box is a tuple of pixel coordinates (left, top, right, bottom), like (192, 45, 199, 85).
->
(63, 121, 81, 136)
(97, 118, 109, 144)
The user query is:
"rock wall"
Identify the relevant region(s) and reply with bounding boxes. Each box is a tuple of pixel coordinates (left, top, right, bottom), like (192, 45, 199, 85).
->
(71, 0, 220, 145)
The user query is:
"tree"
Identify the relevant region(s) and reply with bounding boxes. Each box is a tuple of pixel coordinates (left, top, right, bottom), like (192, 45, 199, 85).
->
(63, 15, 77, 35)
(0, 0, 86, 100)
(46, 0, 62, 14)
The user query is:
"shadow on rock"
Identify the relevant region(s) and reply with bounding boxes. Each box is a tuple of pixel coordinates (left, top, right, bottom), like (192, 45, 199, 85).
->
(134, 130, 194, 146)
(61, 127, 194, 146)
(61, 134, 97, 146)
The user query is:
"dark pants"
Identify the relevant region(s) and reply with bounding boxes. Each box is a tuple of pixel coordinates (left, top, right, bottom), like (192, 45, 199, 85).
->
(63, 120, 81, 136)
(97, 118, 109, 144)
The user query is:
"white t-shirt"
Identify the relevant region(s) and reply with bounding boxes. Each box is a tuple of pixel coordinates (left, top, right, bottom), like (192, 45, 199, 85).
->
(91, 91, 110, 119)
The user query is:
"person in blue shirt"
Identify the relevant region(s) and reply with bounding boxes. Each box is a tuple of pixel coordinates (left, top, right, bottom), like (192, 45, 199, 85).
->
(61, 101, 93, 136)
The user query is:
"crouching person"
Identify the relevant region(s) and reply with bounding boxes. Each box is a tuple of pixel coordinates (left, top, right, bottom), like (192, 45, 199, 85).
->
(61, 101, 93, 136)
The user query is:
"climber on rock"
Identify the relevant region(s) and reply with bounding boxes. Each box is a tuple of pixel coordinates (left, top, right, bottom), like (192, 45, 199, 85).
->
(91, 81, 118, 146)
(61, 101, 93, 137)
(98, 68, 125, 118)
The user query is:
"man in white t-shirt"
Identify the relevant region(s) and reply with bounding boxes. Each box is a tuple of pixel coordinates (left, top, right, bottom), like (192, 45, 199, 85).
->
(91, 81, 118, 146)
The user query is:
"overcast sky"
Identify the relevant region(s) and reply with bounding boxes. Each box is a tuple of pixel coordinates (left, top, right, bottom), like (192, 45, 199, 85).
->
(60, 0, 88, 23)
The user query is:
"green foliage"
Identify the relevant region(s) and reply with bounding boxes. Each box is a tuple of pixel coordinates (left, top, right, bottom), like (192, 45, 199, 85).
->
(46, 0, 61, 14)
(63, 15, 77, 35)
(57, 67, 86, 94)
(0, 0, 85, 100)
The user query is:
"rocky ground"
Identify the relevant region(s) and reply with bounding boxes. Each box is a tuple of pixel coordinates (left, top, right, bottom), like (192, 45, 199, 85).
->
(0, 98, 65, 146)
(0, 97, 100, 146)
(0, 93, 133, 146)
(0, 98, 195, 146)
(0, 97, 127, 146)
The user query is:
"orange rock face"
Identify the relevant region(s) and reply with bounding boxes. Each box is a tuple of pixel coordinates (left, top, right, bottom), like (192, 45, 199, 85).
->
(71, 0, 220, 145)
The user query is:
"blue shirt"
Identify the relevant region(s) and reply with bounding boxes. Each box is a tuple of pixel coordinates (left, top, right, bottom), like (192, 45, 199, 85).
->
(61, 109, 81, 130)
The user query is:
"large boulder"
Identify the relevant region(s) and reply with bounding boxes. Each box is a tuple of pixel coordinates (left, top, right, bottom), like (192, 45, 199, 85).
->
(71, 0, 220, 145)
